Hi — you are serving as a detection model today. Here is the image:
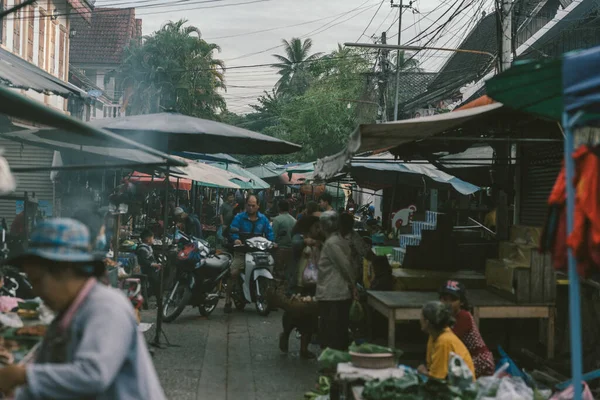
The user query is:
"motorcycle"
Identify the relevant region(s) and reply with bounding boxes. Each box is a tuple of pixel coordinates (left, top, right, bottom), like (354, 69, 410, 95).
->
(0, 267, 34, 299)
(230, 232, 276, 317)
(162, 230, 232, 322)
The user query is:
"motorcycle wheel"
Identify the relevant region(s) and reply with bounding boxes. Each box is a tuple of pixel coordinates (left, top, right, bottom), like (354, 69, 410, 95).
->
(199, 284, 221, 317)
(163, 282, 191, 323)
(255, 277, 271, 317)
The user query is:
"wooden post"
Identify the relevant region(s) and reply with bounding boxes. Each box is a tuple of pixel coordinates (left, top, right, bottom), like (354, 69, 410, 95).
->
(547, 307, 555, 359)
(388, 310, 396, 348)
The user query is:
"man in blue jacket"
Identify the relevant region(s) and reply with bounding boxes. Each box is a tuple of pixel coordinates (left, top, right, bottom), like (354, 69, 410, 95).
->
(224, 194, 274, 313)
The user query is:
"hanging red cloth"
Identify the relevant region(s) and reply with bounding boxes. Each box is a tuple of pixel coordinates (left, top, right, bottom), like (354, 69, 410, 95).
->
(540, 146, 600, 278)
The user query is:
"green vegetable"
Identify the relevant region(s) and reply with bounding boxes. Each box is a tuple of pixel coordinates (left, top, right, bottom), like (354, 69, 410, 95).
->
(317, 348, 351, 371)
(350, 300, 365, 324)
(349, 342, 404, 358)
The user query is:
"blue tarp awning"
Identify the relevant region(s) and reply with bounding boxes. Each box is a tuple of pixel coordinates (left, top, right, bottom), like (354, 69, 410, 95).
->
(564, 46, 600, 118)
(350, 152, 480, 195)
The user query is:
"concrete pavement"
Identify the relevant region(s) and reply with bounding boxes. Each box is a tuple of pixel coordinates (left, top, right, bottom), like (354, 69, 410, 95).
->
(143, 306, 318, 400)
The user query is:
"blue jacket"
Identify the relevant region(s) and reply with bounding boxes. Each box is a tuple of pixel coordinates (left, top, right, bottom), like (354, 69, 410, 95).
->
(16, 283, 165, 400)
(230, 212, 274, 242)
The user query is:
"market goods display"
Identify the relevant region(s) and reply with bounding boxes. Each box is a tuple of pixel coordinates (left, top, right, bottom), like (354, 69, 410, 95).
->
(16, 325, 47, 337)
(17, 309, 39, 320)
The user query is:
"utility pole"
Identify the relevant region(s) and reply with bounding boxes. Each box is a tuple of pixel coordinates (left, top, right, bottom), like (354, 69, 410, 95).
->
(378, 32, 389, 123)
(500, 0, 512, 71)
(391, 0, 413, 121)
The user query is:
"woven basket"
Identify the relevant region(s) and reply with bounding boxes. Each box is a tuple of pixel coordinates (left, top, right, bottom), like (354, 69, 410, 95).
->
(349, 352, 396, 369)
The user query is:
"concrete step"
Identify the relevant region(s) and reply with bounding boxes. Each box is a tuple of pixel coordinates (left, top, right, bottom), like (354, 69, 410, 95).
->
(510, 225, 543, 246)
(399, 234, 421, 249)
(392, 247, 406, 265)
(411, 221, 437, 236)
(498, 241, 537, 267)
(425, 211, 444, 225)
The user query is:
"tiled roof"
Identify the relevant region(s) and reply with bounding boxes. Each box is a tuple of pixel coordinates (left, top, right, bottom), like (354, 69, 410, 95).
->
(70, 8, 141, 65)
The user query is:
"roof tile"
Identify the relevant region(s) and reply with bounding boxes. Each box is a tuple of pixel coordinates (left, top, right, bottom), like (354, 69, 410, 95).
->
(70, 7, 141, 65)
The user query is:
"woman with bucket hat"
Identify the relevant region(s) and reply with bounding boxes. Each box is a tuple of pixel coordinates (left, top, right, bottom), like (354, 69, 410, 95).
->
(439, 280, 495, 377)
(0, 218, 165, 399)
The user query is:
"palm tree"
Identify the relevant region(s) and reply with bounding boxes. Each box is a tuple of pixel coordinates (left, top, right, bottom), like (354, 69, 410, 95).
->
(120, 19, 226, 118)
(271, 38, 322, 96)
(391, 50, 421, 72)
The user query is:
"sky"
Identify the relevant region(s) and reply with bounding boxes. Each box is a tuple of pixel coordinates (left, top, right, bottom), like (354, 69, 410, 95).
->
(95, 0, 494, 113)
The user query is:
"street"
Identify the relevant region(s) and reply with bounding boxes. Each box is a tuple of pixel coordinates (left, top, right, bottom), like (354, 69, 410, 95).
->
(143, 306, 318, 400)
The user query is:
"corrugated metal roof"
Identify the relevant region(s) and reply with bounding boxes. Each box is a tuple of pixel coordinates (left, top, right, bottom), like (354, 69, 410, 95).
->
(0, 48, 83, 98)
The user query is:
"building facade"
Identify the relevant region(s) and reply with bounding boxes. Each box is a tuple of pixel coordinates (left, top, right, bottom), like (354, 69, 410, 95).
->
(69, 7, 141, 121)
(0, 0, 93, 225)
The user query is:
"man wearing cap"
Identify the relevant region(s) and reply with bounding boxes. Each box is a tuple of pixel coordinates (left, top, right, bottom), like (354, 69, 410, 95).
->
(0, 218, 165, 399)
(174, 206, 203, 239)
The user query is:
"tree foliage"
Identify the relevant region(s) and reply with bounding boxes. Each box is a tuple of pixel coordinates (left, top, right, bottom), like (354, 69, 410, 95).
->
(271, 38, 322, 97)
(120, 19, 226, 119)
(230, 44, 380, 164)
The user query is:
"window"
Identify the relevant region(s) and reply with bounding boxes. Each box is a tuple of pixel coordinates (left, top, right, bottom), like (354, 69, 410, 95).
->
(1, 1, 5, 44)
(38, 9, 46, 69)
(13, 0, 21, 55)
(49, 23, 55, 74)
(58, 25, 65, 79)
(26, 5, 34, 62)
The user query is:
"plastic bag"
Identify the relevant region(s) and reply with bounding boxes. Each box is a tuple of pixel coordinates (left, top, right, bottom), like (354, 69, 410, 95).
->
(447, 352, 475, 391)
(349, 300, 365, 324)
(317, 348, 351, 371)
(476, 376, 534, 400)
(303, 260, 318, 285)
(496, 346, 525, 379)
(549, 382, 594, 400)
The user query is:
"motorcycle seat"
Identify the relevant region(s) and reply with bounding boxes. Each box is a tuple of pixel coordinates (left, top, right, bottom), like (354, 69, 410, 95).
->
(204, 256, 230, 271)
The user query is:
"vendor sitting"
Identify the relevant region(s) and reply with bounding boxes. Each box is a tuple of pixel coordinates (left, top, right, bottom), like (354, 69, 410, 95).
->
(439, 280, 495, 377)
(136, 229, 162, 299)
(418, 301, 476, 380)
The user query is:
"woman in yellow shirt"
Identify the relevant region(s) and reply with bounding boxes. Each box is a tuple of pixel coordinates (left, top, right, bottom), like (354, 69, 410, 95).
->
(417, 301, 476, 380)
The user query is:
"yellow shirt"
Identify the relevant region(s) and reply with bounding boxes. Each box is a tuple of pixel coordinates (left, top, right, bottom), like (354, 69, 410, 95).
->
(426, 328, 476, 380)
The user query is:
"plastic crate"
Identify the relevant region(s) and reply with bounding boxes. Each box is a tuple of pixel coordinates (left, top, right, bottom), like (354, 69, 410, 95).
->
(373, 246, 394, 256)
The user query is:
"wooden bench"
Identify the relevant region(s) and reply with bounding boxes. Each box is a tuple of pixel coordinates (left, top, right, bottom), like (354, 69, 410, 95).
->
(367, 289, 556, 359)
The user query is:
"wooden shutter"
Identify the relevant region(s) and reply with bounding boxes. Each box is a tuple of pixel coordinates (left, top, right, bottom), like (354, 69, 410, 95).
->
(26, 6, 34, 62)
(38, 9, 45, 68)
(58, 26, 65, 79)
(13, 0, 21, 55)
(49, 23, 55, 74)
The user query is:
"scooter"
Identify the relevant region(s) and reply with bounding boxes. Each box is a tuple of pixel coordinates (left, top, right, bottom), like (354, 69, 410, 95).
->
(162, 230, 232, 322)
(230, 233, 276, 317)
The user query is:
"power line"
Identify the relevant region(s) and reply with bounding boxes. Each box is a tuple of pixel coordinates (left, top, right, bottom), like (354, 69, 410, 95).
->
(5, 0, 272, 21)
(204, 5, 379, 40)
(225, 0, 377, 62)
(356, 0, 385, 41)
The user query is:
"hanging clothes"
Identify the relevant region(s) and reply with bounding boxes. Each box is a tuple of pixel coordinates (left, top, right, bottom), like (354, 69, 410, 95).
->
(540, 146, 600, 277)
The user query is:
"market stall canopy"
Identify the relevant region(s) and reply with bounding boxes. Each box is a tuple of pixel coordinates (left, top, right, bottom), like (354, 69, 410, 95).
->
(0, 47, 86, 98)
(125, 171, 193, 191)
(350, 152, 480, 195)
(0, 129, 171, 169)
(246, 162, 286, 179)
(314, 104, 503, 179)
(0, 85, 185, 169)
(487, 46, 600, 123)
(207, 162, 270, 190)
(32, 113, 301, 155)
(285, 162, 315, 174)
(170, 156, 245, 189)
(175, 152, 241, 164)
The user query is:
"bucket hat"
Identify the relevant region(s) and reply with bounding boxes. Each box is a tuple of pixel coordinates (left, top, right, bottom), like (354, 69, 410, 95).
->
(439, 279, 466, 299)
(7, 218, 100, 266)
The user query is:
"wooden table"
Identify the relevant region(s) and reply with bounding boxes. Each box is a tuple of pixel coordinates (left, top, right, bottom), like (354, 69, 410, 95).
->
(367, 289, 556, 359)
